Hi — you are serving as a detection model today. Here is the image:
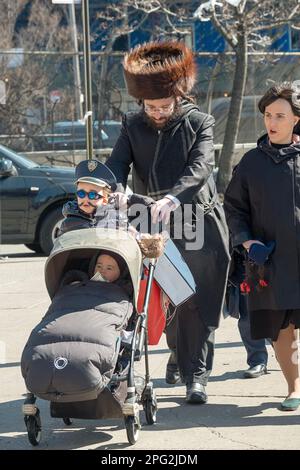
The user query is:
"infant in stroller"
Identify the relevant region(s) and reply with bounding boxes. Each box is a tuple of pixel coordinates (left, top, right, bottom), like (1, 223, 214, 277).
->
(63, 250, 131, 290)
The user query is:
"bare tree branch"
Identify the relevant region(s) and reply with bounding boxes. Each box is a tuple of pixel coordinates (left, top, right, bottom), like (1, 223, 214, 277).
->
(194, 0, 300, 192)
(0, 0, 74, 147)
(210, 5, 237, 48)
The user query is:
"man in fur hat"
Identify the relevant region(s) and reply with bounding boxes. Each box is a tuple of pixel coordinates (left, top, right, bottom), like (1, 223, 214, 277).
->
(107, 41, 230, 404)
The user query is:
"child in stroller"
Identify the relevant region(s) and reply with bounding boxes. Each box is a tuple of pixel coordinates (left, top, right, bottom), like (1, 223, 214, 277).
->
(21, 228, 159, 447)
(62, 250, 131, 291)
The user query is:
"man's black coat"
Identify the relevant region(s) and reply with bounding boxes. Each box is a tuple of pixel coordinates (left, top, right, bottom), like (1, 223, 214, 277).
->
(107, 103, 230, 327)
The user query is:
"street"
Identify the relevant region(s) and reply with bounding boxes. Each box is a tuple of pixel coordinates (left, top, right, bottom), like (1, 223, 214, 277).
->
(0, 244, 299, 450)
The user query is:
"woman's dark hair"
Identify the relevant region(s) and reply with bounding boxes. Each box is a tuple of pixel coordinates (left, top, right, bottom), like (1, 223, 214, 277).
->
(258, 82, 300, 117)
(294, 120, 300, 135)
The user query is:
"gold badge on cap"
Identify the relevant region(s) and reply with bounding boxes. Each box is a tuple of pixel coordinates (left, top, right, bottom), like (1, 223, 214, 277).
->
(87, 160, 98, 172)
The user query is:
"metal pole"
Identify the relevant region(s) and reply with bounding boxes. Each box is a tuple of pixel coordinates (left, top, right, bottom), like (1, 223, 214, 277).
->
(69, 1, 83, 120)
(51, 100, 58, 151)
(82, 0, 93, 159)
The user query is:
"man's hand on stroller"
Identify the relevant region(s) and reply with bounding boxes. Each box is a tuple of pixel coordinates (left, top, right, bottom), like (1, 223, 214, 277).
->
(151, 197, 179, 224)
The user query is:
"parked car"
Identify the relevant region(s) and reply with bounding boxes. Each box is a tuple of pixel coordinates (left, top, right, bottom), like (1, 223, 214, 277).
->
(0, 145, 76, 255)
(42, 120, 121, 150)
(100, 120, 122, 148)
(211, 96, 265, 144)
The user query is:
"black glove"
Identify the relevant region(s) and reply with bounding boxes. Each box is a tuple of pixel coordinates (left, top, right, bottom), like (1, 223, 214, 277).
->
(128, 193, 155, 208)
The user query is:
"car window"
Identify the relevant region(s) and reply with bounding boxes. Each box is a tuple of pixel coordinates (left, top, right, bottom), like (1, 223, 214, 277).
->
(45, 121, 115, 148)
(102, 125, 121, 140)
(0, 145, 38, 169)
(53, 123, 107, 138)
(58, 127, 67, 135)
(100, 130, 108, 140)
(74, 126, 85, 137)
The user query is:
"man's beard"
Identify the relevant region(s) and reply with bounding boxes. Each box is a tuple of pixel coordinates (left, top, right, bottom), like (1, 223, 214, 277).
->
(142, 102, 182, 130)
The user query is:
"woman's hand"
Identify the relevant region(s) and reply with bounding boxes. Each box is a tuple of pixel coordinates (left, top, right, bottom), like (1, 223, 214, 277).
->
(242, 240, 264, 252)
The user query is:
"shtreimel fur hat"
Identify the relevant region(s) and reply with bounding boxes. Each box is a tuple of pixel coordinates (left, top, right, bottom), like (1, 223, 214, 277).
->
(123, 41, 196, 100)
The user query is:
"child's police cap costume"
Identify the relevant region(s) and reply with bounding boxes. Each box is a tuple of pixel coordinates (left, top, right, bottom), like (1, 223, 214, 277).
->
(75, 159, 117, 192)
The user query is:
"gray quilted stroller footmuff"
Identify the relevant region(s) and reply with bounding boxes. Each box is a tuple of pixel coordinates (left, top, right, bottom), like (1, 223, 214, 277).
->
(21, 279, 133, 402)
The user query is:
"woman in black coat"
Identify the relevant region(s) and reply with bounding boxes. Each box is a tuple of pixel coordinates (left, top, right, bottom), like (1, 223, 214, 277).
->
(224, 82, 300, 411)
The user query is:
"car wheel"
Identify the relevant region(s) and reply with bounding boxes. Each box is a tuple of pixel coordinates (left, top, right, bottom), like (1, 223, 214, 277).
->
(39, 207, 63, 255)
(24, 243, 43, 254)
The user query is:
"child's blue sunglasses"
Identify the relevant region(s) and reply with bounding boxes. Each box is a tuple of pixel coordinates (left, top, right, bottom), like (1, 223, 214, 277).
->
(76, 189, 103, 200)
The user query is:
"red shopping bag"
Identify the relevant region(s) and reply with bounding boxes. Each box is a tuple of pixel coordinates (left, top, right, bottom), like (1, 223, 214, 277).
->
(137, 270, 168, 345)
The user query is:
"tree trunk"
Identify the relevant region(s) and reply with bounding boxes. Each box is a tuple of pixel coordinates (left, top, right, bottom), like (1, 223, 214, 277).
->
(205, 56, 223, 115)
(216, 35, 248, 194)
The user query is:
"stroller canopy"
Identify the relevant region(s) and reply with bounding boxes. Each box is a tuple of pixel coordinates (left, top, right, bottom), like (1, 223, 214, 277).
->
(45, 228, 142, 308)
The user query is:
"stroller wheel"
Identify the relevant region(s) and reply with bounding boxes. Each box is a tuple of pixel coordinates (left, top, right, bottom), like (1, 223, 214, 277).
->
(144, 389, 157, 425)
(63, 417, 73, 426)
(124, 415, 140, 445)
(25, 410, 41, 446)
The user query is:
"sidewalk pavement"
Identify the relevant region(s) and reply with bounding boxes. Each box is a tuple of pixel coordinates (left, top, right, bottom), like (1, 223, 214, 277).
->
(0, 244, 299, 450)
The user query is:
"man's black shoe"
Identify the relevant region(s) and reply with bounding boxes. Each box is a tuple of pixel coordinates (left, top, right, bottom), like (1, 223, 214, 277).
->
(165, 366, 181, 384)
(186, 383, 207, 404)
(243, 363, 267, 379)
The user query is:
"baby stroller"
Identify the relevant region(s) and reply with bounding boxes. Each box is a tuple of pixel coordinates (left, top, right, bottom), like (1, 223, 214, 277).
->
(21, 228, 160, 446)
